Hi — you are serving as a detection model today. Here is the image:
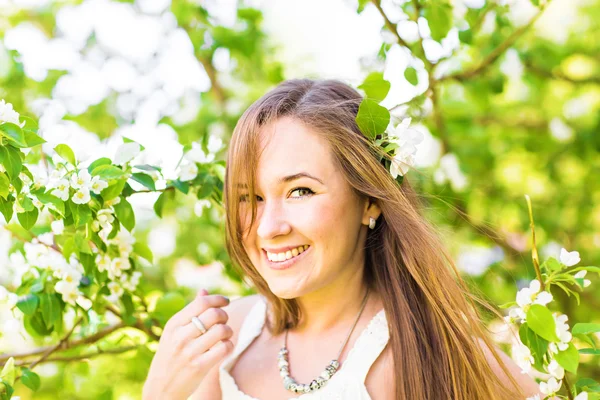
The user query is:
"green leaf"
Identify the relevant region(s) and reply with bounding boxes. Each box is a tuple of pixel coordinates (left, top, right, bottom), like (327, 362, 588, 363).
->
(572, 323, 600, 335)
(358, 72, 391, 102)
(526, 304, 559, 342)
(154, 190, 174, 218)
(404, 67, 418, 85)
(555, 342, 579, 373)
(0, 145, 23, 180)
(196, 175, 215, 199)
(39, 293, 61, 329)
(576, 378, 600, 392)
(152, 292, 186, 325)
(133, 164, 161, 173)
(134, 242, 153, 263)
(574, 333, 596, 348)
(498, 301, 517, 309)
(16, 294, 39, 316)
(101, 179, 127, 201)
(541, 257, 562, 272)
(579, 348, 600, 355)
(423, 1, 453, 42)
(357, 0, 369, 13)
(20, 368, 41, 392)
(0, 172, 8, 199)
(0, 195, 14, 223)
(0, 122, 27, 147)
(87, 157, 112, 173)
(54, 144, 77, 166)
(17, 207, 39, 230)
(23, 130, 46, 147)
(69, 201, 91, 228)
(91, 165, 125, 179)
(519, 324, 548, 371)
(173, 179, 189, 194)
(114, 197, 135, 231)
(130, 172, 156, 191)
(355, 98, 390, 139)
(31, 190, 65, 216)
(458, 28, 472, 44)
(0, 357, 15, 386)
(74, 233, 93, 254)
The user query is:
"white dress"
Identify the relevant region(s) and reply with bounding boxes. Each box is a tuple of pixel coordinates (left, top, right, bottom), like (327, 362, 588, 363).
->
(219, 296, 390, 400)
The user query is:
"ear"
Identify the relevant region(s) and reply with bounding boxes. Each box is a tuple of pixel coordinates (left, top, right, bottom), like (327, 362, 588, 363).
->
(361, 197, 382, 227)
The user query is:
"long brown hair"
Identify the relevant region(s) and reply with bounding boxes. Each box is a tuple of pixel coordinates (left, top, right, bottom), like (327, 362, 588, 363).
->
(223, 79, 523, 399)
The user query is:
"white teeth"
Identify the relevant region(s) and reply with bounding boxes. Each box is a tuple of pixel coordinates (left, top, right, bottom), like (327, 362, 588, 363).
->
(266, 245, 309, 262)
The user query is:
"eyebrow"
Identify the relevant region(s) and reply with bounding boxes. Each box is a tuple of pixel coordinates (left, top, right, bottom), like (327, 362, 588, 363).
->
(236, 172, 324, 188)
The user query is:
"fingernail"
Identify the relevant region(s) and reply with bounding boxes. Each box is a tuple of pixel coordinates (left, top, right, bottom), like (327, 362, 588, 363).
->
(223, 296, 230, 303)
(198, 289, 208, 296)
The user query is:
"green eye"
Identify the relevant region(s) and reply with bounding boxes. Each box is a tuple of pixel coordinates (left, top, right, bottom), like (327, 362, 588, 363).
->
(290, 188, 314, 198)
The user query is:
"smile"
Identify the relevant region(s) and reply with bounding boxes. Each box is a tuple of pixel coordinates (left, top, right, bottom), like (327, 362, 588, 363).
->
(263, 245, 311, 271)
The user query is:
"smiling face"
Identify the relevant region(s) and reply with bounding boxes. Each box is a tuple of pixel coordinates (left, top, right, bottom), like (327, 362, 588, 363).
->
(239, 116, 374, 299)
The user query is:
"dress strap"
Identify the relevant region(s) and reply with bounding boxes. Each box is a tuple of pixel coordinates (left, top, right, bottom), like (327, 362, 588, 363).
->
(341, 308, 390, 383)
(230, 296, 268, 359)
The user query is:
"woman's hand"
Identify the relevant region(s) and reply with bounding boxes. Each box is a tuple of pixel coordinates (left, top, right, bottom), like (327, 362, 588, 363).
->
(142, 289, 234, 400)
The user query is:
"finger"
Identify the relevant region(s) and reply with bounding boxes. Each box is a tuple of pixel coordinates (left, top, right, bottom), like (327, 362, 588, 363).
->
(188, 323, 234, 358)
(191, 339, 234, 369)
(178, 306, 229, 340)
(168, 294, 230, 328)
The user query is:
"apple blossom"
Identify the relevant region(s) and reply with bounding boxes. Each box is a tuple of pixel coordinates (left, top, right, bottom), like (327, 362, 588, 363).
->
(559, 247, 580, 267)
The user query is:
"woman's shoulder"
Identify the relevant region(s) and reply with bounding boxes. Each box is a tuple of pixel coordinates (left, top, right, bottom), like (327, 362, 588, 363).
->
(187, 294, 263, 400)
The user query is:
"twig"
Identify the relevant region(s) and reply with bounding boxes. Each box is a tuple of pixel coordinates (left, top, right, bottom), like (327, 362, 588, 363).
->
(12, 345, 142, 366)
(0, 321, 125, 363)
(369, 0, 412, 49)
(440, 5, 547, 82)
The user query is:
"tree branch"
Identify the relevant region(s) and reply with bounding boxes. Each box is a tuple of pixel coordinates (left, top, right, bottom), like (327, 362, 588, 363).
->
(523, 59, 600, 84)
(370, 0, 412, 49)
(440, 6, 547, 82)
(0, 320, 125, 364)
(12, 345, 142, 366)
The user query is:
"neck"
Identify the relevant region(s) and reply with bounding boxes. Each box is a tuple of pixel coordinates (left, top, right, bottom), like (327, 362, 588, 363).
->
(291, 271, 374, 337)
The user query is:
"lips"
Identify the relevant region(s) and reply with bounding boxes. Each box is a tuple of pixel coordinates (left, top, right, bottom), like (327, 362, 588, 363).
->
(263, 245, 311, 271)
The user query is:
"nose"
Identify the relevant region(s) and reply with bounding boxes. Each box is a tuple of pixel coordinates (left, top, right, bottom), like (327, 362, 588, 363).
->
(256, 199, 292, 240)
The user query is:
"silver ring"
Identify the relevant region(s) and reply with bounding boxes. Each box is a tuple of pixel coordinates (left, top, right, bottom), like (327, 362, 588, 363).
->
(191, 316, 207, 334)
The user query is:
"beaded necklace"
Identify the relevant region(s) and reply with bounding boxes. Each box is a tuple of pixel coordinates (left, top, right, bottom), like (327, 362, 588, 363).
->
(277, 287, 371, 394)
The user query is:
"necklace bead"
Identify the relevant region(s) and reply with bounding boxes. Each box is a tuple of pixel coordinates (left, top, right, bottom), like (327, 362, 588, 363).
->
(278, 287, 371, 394)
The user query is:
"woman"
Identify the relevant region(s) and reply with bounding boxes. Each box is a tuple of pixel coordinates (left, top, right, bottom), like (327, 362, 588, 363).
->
(143, 79, 543, 399)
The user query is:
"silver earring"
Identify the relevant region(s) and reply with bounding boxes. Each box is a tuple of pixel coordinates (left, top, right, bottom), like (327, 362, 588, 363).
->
(369, 217, 376, 230)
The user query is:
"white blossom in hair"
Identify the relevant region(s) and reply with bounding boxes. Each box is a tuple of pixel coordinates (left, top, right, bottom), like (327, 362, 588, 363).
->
(385, 118, 424, 179)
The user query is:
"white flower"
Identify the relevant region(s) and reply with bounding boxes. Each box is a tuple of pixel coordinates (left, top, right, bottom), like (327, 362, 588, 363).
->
(574, 270, 591, 288)
(511, 343, 534, 373)
(120, 271, 142, 291)
(546, 359, 564, 379)
(108, 281, 124, 298)
(70, 169, 92, 190)
(107, 257, 131, 280)
(516, 279, 553, 309)
(92, 209, 114, 231)
(554, 313, 572, 344)
(0, 285, 9, 303)
(54, 280, 81, 306)
(30, 195, 43, 209)
(575, 392, 589, 400)
(0, 99, 25, 127)
(387, 118, 424, 178)
(90, 175, 108, 194)
(110, 229, 135, 256)
(51, 219, 64, 235)
(72, 187, 91, 204)
(559, 247, 580, 266)
(114, 142, 141, 166)
(51, 179, 70, 201)
(96, 254, 111, 273)
(539, 377, 562, 395)
(177, 161, 198, 182)
(504, 306, 527, 324)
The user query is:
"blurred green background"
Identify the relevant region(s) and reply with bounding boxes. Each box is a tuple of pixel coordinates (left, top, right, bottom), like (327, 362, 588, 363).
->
(0, 0, 599, 398)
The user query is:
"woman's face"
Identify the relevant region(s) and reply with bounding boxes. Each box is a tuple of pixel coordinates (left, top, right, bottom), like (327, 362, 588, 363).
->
(239, 116, 378, 299)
